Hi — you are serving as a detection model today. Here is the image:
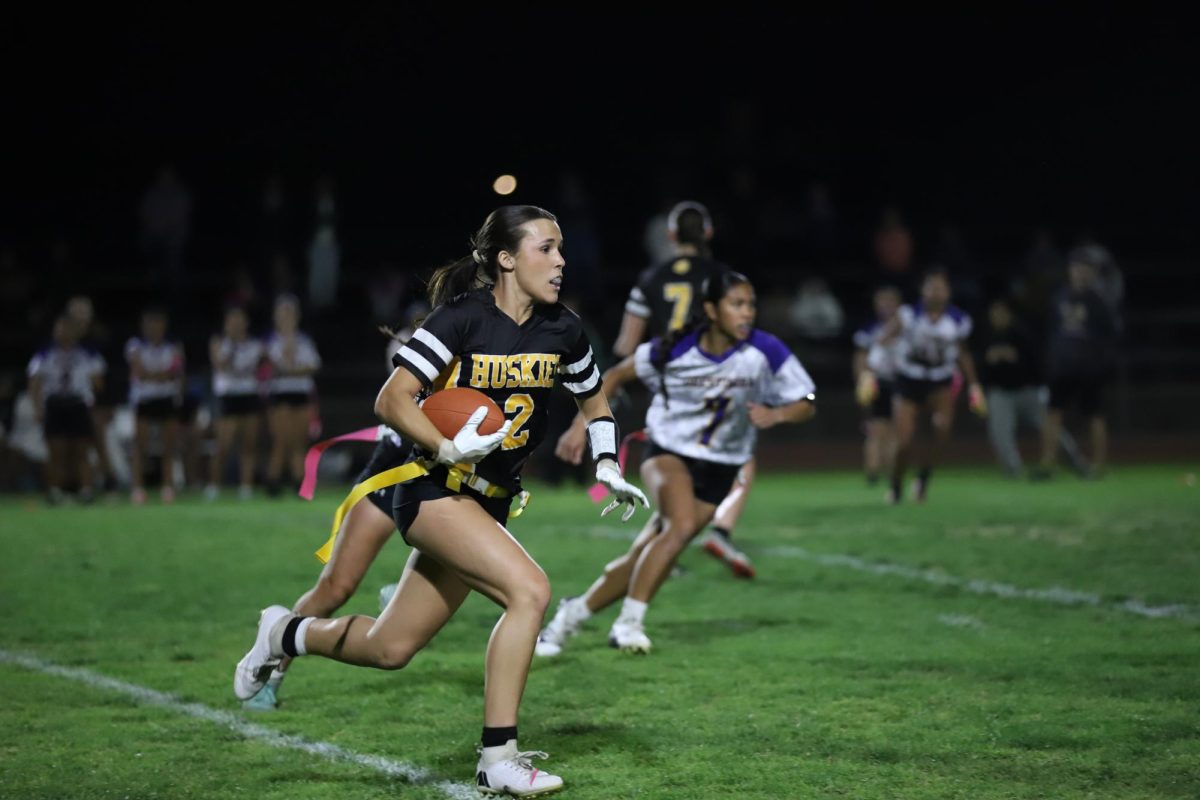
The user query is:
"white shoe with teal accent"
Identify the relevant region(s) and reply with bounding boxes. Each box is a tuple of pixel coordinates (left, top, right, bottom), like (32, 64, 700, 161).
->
(233, 605, 291, 700)
(242, 682, 279, 711)
(476, 742, 563, 797)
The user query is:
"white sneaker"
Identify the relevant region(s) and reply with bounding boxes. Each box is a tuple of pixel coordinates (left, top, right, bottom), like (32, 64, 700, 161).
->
(608, 618, 652, 654)
(476, 742, 563, 797)
(534, 597, 589, 658)
(233, 605, 292, 700)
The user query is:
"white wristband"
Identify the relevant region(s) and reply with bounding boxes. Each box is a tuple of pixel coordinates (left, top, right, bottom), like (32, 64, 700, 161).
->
(586, 417, 618, 464)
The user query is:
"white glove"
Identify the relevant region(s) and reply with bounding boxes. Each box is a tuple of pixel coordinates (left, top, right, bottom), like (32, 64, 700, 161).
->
(595, 459, 650, 522)
(435, 406, 512, 466)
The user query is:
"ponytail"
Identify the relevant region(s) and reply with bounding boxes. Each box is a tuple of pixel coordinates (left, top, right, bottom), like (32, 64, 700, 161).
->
(425, 205, 558, 308)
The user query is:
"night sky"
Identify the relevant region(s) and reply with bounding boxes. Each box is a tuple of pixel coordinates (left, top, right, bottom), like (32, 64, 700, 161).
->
(4, 6, 1195, 274)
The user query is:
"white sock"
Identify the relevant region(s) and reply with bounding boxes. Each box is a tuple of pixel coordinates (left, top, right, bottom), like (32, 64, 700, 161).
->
(567, 596, 593, 621)
(293, 617, 315, 656)
(619, 598, 648, 624)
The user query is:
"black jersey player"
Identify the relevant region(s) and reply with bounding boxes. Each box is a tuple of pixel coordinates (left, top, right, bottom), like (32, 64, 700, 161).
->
(235, 205, 647, 796)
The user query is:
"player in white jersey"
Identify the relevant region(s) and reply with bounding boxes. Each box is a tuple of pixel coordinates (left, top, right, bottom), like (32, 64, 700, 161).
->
(540, 272, 816, 655)
(206, 306, 266, 501)
(852, 286, 901, 486)
(879, 269, 985, 503)
(126, 308, 185, 505)
(264, 294, 321, 495)
(27, 315, 105, 504)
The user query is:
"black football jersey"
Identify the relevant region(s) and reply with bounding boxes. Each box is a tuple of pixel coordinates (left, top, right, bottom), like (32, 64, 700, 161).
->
(392, 289, 601, 492)
(624, 255, 731, 337)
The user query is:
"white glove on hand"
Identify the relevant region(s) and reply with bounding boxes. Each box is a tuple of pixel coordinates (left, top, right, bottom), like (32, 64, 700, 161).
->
(435, 406, 512, 466)
(595, 460, 650, 522)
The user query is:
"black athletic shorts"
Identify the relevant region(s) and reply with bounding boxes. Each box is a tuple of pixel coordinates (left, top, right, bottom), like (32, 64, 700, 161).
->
(356, 437, 415, 517)
(642, 440, 742, 506)
(136, 397, 179, 421)
(869, 379, 895, 420)
(270, 391, 311, 407)
(392, 466, 513, 543)
(217, 394, 262, 417)
(44, 397, 93, 438)
(1049, 373, 1106, 416)
(894, 375, 954, 405)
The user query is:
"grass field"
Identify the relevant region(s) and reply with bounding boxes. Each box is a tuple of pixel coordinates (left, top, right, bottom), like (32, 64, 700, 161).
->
(2, 465, 1198, 799)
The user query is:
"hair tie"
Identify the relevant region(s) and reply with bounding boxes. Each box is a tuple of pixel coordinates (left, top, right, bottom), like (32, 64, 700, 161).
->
(472, 249, 485, 265)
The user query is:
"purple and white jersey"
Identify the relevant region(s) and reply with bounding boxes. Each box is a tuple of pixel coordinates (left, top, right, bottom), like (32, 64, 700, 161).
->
(634, 329, 815, 465)
(267, 332, 321, 394)
(125, 338, 183, 403)
(27, 346, 105, 405)
(213, 336, 265, 396)
(853, 321, 900, 381)
(894, 304, 972, 382)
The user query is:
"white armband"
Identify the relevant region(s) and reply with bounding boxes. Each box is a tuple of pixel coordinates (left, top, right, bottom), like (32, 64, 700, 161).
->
(586, 416, 618, 465)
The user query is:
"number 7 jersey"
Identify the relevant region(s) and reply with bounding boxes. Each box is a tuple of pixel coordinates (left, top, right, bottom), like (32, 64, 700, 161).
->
(634, 329, 816, 465)
(391, 288, 601, 492)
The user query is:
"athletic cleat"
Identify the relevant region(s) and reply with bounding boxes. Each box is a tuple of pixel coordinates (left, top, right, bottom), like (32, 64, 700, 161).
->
(476, 743, 563, 797)
(378, 582, 398, 611)
(608, 619, 652, 654)
(242, 682, 278, 711)
(534, 597, 589, 658)
(233, 605, 291, 700)
(911, 479, 928, 503)
(701, 531, 756, 579)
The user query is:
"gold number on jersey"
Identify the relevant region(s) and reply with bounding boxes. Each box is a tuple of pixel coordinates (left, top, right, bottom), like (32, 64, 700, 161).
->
(663, 282, 693, 331)
(502, 393, 534, 449)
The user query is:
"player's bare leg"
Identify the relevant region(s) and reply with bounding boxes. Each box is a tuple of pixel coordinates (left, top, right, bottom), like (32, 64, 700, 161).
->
(160, 418, 179, 502)
(130, 417, 148, 504)
(245, 498, 397, 709)
(239, 415, 261, 496)
(889, 397, 920, 503)
(1036, 408, 1065, 478)
(702, 458, 756, 578)
(265, 406, 286, 494)
(913, 387, 956, 502)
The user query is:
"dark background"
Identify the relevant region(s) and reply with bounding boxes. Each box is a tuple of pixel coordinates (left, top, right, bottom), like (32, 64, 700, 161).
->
(3, 6, 1196, 448)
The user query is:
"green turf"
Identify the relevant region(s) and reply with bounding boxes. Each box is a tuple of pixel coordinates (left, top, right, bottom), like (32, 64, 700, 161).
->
(1, 465, 1198, 799)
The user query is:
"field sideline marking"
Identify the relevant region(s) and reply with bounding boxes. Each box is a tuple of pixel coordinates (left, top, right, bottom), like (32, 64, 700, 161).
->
(576, 526, 1195, 620)
(0, 649, 476, 800)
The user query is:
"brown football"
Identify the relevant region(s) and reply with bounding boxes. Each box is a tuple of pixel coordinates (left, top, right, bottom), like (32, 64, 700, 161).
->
(420, 387, 505, 440)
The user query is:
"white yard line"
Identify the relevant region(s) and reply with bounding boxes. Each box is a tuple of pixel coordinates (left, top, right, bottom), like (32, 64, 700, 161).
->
(575, 526, 1195, 620)
(0, 650, 476, 800)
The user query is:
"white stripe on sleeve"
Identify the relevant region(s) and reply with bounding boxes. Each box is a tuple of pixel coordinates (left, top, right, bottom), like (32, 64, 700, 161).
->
(412, 328, 453, 365)
(397, 346, 438, 382)
(564, 347, 594, 376)
(564, 366, 601, 395)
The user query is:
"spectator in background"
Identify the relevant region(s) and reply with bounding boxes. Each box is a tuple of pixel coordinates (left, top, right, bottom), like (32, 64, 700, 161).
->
(873, 206, 914, 285)
(27, 316, 104, 504)
(787, 276, 844, 339)
(307, 175, 340, 312)
(265, 294, 321, 495)
(207, 306, 265, 501)
(66, 295, 124, 492)
(126, 308, 185, 505)
(139, 166, 192, 293)
(1035, 257, 1118, 479)
(1069, 238, 1124, 321)
(980, 298, 1087, 477)
(1011, 229, 1065, 337)
(852, 286, 901, 486)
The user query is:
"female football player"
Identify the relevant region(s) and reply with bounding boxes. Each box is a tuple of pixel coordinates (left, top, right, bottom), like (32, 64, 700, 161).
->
(234, 205, 647, 796)
(264, 294, 321, 495)
(125, 307, 185, 504)
(852, 286, 901, 485)
(206, 305, 265, 501)
(540, 271, 816, 656)
(880, 268, 985, 503)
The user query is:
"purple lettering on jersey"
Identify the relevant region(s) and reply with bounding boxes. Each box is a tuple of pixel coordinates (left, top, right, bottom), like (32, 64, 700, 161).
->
(748, 330, 792, 372)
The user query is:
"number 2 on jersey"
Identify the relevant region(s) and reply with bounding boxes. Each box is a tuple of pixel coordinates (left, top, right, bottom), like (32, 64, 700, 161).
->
(700, 396, 731, 445)
(663, 282, 693, 331)
(502, 393, 534, 449)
